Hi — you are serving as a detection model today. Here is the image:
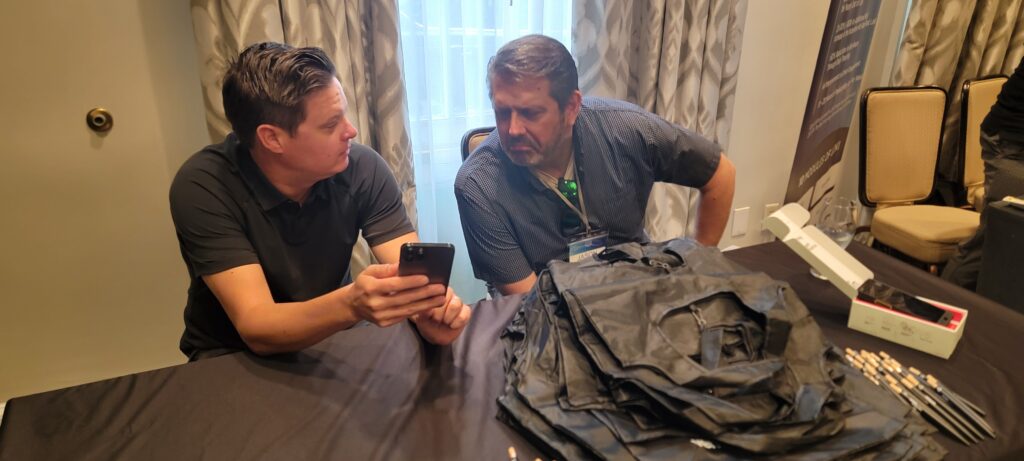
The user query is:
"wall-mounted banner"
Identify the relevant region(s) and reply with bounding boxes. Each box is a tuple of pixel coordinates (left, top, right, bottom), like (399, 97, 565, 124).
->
(784, 0, 881, 210)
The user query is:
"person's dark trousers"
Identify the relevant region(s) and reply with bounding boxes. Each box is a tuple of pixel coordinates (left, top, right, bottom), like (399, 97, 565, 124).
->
(943, 130, 1024, 289)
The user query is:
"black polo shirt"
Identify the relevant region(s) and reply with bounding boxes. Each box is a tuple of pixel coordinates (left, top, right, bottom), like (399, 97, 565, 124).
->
(981, 57, 1024, 143)
(169, 134, 414, 358)
(454, 97, 721, 285)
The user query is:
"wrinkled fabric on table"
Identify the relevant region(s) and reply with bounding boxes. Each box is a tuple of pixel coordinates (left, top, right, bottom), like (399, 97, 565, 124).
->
(498, 239, 946, 460)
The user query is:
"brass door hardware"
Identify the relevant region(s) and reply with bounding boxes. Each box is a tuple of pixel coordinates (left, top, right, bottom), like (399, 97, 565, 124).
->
(86, 108, 113, 133)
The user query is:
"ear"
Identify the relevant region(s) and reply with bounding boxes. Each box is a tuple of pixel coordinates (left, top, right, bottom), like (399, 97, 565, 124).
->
(254, 124, 288, 155)
(564, 90, 583, 126)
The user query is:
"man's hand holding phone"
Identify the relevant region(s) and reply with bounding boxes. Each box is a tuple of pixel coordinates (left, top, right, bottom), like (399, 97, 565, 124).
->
(344, 263, 447, 328)
(343, 242, 472, 345)
(398, 242, 472, 345)
(411, 287, 472, 346)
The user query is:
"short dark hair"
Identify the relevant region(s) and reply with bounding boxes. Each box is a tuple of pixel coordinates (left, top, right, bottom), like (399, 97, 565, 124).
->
(487, 34, 579, 109)
(221, 42, 337, 149)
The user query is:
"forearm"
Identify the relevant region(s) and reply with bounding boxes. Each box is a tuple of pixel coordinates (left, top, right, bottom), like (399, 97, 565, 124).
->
(695, 154, 736, 246)
(694, 196, 730, 246)
(205, 260, 442, 355)
(231, 287, 359, 355)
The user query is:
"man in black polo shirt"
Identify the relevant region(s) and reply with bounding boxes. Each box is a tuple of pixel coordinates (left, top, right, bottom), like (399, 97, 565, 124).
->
(942, 56, 1024, 289)
(171, 43, 470, 360)
(455, 34, 736, 295)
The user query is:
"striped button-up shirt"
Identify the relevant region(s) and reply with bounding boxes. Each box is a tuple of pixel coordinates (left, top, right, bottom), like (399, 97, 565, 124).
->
(455, 97, 721, 285)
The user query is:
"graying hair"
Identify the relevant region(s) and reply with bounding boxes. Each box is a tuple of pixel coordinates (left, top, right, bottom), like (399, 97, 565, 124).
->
(487, 34, 578, 109)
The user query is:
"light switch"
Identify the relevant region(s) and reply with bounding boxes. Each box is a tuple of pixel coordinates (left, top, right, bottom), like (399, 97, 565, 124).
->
(732, 207, 749, 237)
(763, 203, 780, 230)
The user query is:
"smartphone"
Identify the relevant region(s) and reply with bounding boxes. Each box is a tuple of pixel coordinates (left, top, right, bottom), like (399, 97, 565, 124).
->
(857, 280, 953, 326)
(398, 243, 455, 288)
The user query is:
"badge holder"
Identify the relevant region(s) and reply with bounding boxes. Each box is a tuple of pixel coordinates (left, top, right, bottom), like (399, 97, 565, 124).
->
(568, 230, 608, 263)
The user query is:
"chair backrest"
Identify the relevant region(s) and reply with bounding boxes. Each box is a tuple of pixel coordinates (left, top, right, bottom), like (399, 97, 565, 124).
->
(859, 86, 947, 208)
(460, 126, 495, 162)
(960, 75, 1008, 204)
(458, 126, 498, 298)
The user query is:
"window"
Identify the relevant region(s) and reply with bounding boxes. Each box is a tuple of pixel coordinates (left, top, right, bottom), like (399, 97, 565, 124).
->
(398, 0, 572, 300)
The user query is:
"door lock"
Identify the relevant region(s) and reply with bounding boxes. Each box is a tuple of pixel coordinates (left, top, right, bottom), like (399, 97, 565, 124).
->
(86, 108, 113, 133)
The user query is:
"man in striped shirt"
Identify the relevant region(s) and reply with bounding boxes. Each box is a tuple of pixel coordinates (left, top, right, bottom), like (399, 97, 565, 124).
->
(455, 34, 736, 295)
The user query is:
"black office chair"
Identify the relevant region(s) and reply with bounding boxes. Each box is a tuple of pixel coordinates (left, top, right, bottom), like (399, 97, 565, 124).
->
(459, 126, 498, 298)
(460, 126, 494, 162)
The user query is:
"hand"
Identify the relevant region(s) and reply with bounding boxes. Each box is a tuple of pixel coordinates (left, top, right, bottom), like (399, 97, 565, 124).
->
(344, 263, 447, 327)
(412, 287, 472, 346)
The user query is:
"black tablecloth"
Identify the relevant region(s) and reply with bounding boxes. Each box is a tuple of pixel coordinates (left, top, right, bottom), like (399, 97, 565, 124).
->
(1, 242, 1022, 460)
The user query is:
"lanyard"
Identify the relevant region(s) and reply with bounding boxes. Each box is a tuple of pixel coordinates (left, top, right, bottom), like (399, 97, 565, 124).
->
(533, 155, 592, 233)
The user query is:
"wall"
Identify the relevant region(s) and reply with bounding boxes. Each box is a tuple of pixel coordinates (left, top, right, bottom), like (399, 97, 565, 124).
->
(0, 1, 208, 402)
(722, 0, 909, 248)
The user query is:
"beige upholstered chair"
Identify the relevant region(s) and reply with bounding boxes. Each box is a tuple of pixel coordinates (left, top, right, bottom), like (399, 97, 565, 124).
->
(461, 126, 494, 162)
(959, 75, 1008, 211)
(859, 87, 980, 267)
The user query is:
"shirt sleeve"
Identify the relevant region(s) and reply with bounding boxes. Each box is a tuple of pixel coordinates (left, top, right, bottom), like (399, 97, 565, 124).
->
(454, 174, 535, 285)
(352, 145, 416, 246)
(169, 166, 259, 277)
(644, 113, 722, 188)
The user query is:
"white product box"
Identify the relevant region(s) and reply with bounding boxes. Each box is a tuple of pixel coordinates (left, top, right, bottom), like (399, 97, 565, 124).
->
(765, 203, 967, 359)
(848, 296, 967, 359)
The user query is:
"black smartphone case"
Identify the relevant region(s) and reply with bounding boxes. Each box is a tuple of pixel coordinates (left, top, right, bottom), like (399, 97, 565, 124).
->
(857, 279, 953, 326)
(398, 243, 455, 287)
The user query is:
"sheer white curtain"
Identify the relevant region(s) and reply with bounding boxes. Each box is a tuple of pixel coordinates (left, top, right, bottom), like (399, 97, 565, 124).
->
(398, 0, 571, 301)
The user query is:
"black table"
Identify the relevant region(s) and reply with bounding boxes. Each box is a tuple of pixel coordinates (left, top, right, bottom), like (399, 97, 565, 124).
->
(1, 242, 1022, 460)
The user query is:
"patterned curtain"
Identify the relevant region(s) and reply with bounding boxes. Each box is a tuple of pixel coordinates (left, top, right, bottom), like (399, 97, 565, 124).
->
(573, 0, 747, 243)
(892, 0, 1024, 188)
(190, 0, 415, 274)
